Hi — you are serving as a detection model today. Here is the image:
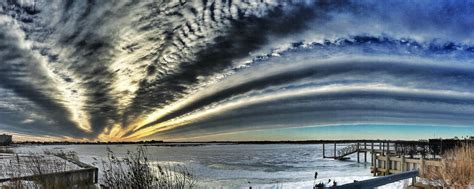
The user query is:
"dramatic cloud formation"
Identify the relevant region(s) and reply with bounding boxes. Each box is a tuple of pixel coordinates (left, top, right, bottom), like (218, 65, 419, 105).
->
(0, 0, 473, 141)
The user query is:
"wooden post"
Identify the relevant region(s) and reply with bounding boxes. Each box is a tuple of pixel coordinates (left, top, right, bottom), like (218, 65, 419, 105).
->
(357, 142, 360, 163)
(372, 152, 377, 176)
(395, 143, 398, 156)
(334, 143, 336, 158)
(94, 168, 98, 183)
(386, 154, 391, 175)
(357, 152, 360, 163)
(364, 151, 367, 163)
(387, 142, 390, 155)
(370, 142, 377, 176)
(401, 156, 406, 171)
(419, 158, 425, 176)
(382, 142, 385, 155)
(322, 143, 325, 158)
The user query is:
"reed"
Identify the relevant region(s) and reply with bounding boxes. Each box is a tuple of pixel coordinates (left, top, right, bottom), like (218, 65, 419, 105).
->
(422, 144, 474, 187)
(101, 146, 196, 189)
(2, 147, 197, 188)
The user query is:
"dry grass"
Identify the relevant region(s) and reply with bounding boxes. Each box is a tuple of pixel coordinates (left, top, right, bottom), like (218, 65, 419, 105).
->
(101, 146, 196, 189)
(2, 147, 197, 188)
(422, 144, 474, 187)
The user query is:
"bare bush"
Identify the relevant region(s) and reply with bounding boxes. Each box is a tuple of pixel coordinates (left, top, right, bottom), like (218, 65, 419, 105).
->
(101, 146, 196, 189)
(422, 144, 474, 187)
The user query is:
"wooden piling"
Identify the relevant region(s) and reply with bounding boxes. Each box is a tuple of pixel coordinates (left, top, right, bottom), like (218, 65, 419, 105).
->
(395, 143, 398, 156)
(401, 156, 406, 171)
(419, 158, 425, 176)
(322, 143, 325, 158)
(334, 143, 336, 157)
(385, 155, 390, 175)
(387, 142, 390, 155)
(357, 152, 360, 163)
(357, 142, 360, 163)
(372, 152, 377, 176)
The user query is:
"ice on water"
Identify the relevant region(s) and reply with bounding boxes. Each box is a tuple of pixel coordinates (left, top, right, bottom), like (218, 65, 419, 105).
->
(13, 144, 409, 188)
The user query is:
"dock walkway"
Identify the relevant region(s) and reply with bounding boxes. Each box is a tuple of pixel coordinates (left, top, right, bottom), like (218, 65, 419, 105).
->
(321, 139, 473, 186)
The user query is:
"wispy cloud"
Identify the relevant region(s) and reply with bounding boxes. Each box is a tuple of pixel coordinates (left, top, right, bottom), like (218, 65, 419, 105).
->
(0, 0, 473, 140)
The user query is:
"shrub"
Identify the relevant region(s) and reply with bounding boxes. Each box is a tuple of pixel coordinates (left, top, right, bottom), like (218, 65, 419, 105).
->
(101, 146, 196, 189)
(422, 144, 474, 187)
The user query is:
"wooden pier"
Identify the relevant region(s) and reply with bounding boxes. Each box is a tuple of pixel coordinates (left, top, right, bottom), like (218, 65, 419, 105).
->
(371, 154, 441, 176)
(322, 139, 472, 178)
(322, 141, 393, 162)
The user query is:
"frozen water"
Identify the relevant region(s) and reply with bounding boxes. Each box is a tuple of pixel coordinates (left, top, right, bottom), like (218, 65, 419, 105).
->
(13, 144, 409, 188)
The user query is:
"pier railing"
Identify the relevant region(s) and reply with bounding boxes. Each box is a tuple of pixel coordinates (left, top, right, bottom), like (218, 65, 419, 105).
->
(323, 139, 472, 161)
(328, 170, 419, 189)
(371, 154, 441, 176)
(321, 140, 444, 179)
(337, 144, 359, 157)
(323, 141, 397, 161)
(320, 139, 469, 188)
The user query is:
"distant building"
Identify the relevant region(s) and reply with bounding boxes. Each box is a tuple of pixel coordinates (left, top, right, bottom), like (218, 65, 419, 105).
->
(0, 134, 12, 145)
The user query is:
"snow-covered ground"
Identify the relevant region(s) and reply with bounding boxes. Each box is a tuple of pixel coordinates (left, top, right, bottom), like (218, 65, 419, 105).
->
(0, 152, 80, 179)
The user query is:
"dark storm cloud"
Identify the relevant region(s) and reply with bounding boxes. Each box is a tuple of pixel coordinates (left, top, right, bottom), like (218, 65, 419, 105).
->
(132, 36, 474, 134)
(133, 34, 474, 138)
(0, 24, 88, 137)
(153, 92, 474, 139)
(1, 0, 331, 138)
(127, 1, 339, 132)
(122, 1, 339, 120)
(0, 0, 149, 137)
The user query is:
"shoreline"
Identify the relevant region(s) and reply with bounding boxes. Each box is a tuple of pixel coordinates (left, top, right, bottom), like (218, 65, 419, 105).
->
(11, 139, 425, 146)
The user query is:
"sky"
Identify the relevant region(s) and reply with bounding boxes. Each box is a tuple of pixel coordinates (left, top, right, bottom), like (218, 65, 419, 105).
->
(1, 0, 474, 141)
